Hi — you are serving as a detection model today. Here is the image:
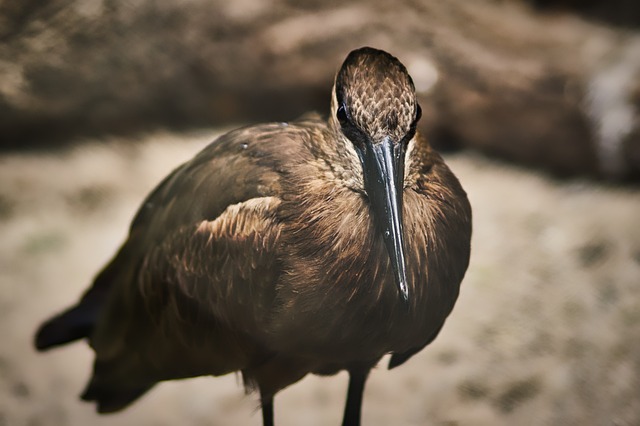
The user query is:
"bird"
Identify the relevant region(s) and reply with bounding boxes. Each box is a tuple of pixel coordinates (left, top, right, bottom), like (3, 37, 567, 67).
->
(34, 46, 472, 426)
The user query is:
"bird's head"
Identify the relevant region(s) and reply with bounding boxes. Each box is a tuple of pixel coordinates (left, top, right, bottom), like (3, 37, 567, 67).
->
(330, 47, 422, 306)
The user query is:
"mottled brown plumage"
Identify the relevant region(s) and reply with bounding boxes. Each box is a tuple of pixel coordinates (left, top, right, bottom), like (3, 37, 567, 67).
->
(35, 47, 472, 426)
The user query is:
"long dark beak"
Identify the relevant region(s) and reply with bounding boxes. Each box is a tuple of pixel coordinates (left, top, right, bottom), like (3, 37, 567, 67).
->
(359, 136, 409, 304)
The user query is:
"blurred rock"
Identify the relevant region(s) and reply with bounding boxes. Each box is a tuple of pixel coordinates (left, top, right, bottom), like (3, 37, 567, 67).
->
(1, 0, 639, 179)
(528, 0, 640, 28)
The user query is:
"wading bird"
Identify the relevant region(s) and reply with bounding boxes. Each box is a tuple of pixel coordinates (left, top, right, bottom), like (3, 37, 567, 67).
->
(35, 47, 472, 426)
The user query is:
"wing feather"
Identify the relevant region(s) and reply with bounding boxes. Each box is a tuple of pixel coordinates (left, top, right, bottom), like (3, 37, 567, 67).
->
(83, 123, 317, 383)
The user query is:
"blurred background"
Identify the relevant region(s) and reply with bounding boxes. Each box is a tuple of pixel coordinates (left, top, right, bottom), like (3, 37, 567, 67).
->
(1, 0, 639, 425)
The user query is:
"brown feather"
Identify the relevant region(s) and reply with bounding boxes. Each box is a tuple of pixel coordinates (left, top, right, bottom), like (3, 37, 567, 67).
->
(35, 47, 472, 419)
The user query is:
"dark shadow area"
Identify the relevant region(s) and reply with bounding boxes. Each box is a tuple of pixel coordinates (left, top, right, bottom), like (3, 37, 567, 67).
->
(528, 0, 640, 28)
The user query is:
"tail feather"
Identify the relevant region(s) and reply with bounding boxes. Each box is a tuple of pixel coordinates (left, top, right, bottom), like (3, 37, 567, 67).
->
(34, 250, 121, 351)
(81, 378, 155, 413)
(34, 303, 96, 351)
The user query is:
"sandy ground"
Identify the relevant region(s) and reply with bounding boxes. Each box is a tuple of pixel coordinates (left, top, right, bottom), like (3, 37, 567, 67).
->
(1, 130, 639, 426)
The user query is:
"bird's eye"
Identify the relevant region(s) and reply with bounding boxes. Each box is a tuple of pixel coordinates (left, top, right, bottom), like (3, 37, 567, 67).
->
(337, 104, 349, 124)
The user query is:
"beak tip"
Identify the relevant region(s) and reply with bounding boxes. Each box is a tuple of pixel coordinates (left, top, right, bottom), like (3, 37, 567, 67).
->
(399, 281, 410, 304)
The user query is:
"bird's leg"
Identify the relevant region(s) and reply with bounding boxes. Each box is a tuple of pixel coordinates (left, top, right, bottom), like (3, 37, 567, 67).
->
(341, 367, 371, 426)
(260, 391, 274, 426)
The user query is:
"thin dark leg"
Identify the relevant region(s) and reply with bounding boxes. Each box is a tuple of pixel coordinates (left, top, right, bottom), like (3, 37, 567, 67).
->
(341, 368, 370, 426)
(261, 393, 274, 426)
